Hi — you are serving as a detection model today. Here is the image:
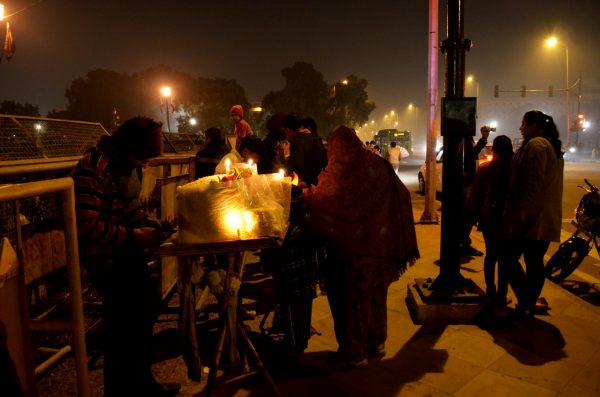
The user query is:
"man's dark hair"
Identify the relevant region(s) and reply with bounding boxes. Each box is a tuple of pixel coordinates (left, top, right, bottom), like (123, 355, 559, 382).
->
(390, 141, 397, 148)
(239, 136, 266, 159)
(283, 113, 302, 131)
(111, 116, 163, 159)
(301, 117, 317, 134)
(204, 127, 222, 143)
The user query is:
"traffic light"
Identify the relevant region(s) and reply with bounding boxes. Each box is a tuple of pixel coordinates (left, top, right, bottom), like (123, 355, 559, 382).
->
(521, 85, 526, 97)
(548, 85, 553, 97)
(494, 85, 499, 98)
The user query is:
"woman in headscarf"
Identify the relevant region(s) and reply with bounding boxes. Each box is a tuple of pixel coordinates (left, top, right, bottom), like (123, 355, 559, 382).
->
(310, 126, 419, 367)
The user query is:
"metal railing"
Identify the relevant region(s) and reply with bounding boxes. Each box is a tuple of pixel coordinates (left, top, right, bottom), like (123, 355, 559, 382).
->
(0, 115, 109, 161)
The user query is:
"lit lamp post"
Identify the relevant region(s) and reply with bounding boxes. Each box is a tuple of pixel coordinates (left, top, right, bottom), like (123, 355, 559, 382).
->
(160, 86, 172, 132)
(390, 110, 399, 127)
(466, 75, 479, 102)
(545, 36, 570, 146)
(408, 103, 419, 132)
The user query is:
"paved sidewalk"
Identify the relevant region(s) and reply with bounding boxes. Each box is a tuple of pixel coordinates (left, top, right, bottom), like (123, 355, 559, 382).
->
(161, 208, 600, 396)
(38, 199, 600, 397)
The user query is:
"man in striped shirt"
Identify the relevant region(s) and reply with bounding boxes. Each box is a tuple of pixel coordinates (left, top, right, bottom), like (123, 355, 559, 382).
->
(73, 117, 180, 396)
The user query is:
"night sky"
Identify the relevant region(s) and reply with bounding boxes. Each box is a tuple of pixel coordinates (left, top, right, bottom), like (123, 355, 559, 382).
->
(1, 0, 599, 142)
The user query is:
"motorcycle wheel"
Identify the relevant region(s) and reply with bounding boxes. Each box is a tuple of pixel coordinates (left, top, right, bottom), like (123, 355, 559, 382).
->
(545, 236, 590, 282)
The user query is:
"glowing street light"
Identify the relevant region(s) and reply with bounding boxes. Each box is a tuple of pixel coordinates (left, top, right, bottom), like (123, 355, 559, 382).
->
(160, 86, 172, 132)
(408, 103, 419, 132)
(545, 36, 571, 145)
(466, 75, 480, 99)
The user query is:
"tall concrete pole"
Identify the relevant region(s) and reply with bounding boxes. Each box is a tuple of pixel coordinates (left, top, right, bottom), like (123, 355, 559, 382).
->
(420, 0, 440, 223)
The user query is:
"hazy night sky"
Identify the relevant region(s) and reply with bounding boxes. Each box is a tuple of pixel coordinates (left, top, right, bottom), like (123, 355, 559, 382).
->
(1, 0, 599, 141)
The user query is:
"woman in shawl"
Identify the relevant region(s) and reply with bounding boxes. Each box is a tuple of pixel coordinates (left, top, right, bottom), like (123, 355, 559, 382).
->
(310, 126, 419, 367)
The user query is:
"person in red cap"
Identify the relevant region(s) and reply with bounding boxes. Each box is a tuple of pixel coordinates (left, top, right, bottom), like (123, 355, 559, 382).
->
(230, 104, 254, 151)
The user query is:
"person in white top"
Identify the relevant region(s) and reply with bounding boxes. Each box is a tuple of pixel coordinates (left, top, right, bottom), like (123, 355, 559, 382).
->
(386, 141, 401, 172)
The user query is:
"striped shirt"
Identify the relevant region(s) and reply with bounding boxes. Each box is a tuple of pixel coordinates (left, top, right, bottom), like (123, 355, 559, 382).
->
(73, 146, 129, 268)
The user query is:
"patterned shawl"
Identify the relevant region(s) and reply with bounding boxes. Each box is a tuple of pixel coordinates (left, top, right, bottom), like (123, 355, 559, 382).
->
(310, 126, 419, 268)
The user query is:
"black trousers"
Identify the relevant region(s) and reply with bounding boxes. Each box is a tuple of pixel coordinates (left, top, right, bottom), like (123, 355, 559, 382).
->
(498, 239, 550, 310)
(93, 247, 160, 396)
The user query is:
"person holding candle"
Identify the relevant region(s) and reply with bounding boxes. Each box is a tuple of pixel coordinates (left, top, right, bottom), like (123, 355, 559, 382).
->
(310, 126, 419, 367)
(283, 113, 327, 188)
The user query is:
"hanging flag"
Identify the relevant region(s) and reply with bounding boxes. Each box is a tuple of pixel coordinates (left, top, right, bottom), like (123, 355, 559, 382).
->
(2, 22, 15, 61)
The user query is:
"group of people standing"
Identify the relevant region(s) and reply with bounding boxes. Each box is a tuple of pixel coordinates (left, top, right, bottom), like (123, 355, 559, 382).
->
(72, 106, 419, 395)
(70, 104, 562, 396)
(468, 110, 564, 318)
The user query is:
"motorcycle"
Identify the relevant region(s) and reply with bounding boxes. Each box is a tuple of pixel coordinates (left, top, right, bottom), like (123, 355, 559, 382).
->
(545, 178, 600, 282)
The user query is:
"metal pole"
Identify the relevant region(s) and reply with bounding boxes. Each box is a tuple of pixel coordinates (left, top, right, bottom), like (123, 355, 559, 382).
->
(433, 0, 469, 292)
(165, 97, 172, 133)
(420, 0, 439, 224)
(565, 46, 570, 146)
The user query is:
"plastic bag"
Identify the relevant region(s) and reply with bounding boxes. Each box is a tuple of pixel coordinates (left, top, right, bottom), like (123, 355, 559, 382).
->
(177, 173, 292, 244)
(215, 151, 242, 174)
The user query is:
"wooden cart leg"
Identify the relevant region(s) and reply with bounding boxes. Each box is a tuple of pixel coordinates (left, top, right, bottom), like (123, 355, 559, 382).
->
(236, 322, 281, 397)
(205, 252, 240, 396)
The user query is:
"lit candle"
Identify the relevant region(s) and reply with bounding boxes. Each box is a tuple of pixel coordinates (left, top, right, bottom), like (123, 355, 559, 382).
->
(225, 210, 243, 239)
(225, 158, 231, 175)
(247, 159, 254, 166)
(278, 168, 285, 179)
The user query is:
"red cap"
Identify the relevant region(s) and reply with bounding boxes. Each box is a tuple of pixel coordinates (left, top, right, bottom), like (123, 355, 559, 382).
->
(230, 105, 244, 117)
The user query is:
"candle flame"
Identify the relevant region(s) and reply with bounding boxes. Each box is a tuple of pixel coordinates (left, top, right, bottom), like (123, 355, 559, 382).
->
(278, 168, 285, 178)
(225, 210, 242, 230)
(291, 172, 299, 186)
(247, 159, 254, 166)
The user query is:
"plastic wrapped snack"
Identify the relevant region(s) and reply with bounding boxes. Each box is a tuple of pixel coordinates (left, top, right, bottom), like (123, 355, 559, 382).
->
(177, 173, 292, 244)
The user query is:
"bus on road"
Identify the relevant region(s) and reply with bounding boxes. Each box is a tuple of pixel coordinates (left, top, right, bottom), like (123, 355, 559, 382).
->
(374, 129, 412, 157)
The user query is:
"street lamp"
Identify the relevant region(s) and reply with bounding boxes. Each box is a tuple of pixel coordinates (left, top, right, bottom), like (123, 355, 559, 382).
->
(408, 103, 419, 132)
(390, 109, 399, 126)
(466, 75, 480, 100)
(160, 86, 172, 132)
(545, 36, 570, 146)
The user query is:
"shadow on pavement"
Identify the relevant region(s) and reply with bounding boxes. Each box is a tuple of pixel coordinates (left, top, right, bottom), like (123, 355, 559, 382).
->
(475, 307, 567, 365)
(241, 324, 449, 397)
(559, 279, 600, 307)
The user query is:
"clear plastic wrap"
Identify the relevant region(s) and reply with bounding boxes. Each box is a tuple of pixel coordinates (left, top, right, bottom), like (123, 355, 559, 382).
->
(177, 173, 292, 243)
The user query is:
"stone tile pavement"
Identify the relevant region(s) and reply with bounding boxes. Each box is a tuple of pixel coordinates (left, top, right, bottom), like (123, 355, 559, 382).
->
(37, 201, 600, 397)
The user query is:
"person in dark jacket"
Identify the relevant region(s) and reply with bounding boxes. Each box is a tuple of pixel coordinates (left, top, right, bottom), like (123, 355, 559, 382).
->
(195, 127, 230, 179)
(461, 125, 490, 256)
(467, 135, 513, 304)
(73, 117, 180, 397)
(262, 113, 288, 174)
(283, 114, 327, 187)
